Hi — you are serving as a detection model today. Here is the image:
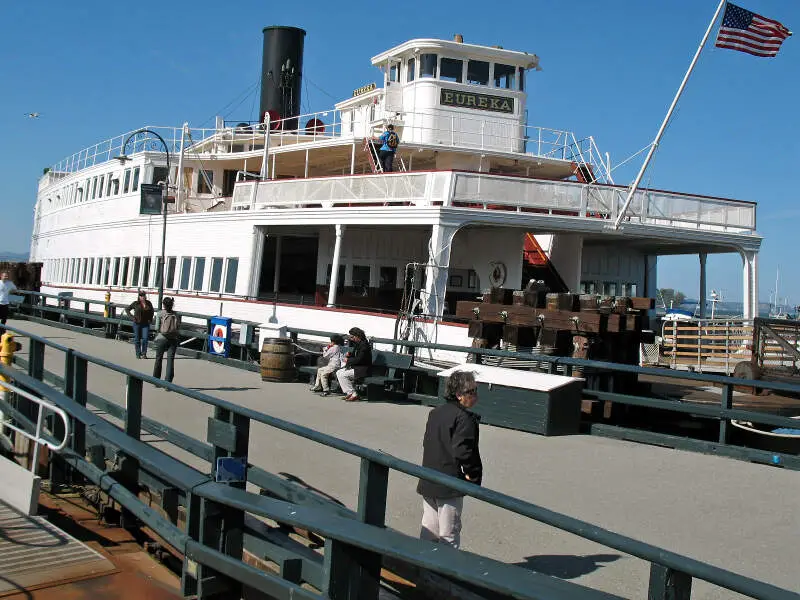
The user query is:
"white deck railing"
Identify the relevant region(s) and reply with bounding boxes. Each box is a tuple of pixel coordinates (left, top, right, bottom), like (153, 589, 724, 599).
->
(232, 171, 756, 234)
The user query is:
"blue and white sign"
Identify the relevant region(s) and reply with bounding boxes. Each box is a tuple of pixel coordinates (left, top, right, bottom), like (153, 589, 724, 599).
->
(209, 316, 232, 357)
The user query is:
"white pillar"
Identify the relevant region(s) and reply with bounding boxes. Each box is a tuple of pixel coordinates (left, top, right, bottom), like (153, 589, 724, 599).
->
(327, 224, 345, 307)
(741, 249, 759, 320)
(548, 234, 583, 292)
(246, 227, 264, 298)
(272, 235, 282, 293)
(424, 223, 458, 317)
(698, 252, 707, 318)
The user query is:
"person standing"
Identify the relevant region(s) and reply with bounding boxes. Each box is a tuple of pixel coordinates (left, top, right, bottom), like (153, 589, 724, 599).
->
(310, 333, 345, 397)
(125, 291, 154, 359)
(336, 327, 372, 402)
(417, 370, 482, 549)
(152, 297, 180, 383)
(377, 124, 399, 172)
(0, 272, 18, 329)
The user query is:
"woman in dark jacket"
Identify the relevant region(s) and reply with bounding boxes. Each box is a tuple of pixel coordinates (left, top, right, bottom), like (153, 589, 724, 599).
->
(417, 370, 482, 549)
(336, 327, 372, 402)
(125, 291, 154, 359)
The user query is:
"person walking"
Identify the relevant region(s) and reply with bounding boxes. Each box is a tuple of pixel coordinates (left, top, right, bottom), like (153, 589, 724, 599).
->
(0, 272, 18, 330)
(417, 370, 482, 549)
(377, 124, 399, 172)
(125, 291, 154, 359)
(336, 327, 372, 402)
(152, 297, 180, 383)
(310, 333, 345, 396)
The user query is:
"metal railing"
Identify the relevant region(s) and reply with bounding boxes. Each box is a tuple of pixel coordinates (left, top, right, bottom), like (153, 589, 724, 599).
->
(1, 322, 798, 599)
(0, 380, 70, 472)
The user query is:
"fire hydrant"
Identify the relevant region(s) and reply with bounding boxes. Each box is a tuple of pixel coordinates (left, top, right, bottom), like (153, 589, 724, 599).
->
(0, 332, 22, 391)
(103, 289, 111, 318)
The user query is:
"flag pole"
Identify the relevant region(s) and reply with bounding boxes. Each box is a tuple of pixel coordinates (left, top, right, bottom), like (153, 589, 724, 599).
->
(612, 0, 728, 230)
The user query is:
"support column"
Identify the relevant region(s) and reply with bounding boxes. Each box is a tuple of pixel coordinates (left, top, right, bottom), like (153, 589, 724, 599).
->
(741, 250, 759, 320)
(327, 225, 345, 307)
(272, 235, 282, 293)
(247, 228, 264, 298)
(698, 252, 707, 318)
(424, 223, 458, 318)
(548, 234, 583, 292)
(644, 254, 658, 321)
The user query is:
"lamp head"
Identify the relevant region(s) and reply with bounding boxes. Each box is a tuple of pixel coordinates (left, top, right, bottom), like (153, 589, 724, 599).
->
(115, 154, 130, 164)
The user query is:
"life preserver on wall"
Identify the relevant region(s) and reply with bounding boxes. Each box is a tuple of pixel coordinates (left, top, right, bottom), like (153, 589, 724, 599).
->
(488, 261, 507, 288)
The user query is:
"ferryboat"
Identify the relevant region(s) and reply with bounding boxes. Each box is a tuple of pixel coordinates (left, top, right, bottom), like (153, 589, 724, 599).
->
(29, 26, 762, 358)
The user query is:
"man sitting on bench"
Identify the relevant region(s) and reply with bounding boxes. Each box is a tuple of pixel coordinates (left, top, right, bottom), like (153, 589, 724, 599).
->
(337, 327, 372, 402)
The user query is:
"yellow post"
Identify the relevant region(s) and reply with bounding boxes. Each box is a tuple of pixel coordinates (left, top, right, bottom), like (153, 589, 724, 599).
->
(0, 332, 20, 391)
(104, 289, 111, 318)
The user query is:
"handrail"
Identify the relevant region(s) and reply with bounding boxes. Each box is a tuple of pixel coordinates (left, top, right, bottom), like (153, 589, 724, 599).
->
(0, 380, 70, 472)
(2, 324, 799, 599)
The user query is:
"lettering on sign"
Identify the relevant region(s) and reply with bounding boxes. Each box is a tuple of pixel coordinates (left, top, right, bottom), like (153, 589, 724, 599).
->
(353, 82, 377, 97)
(440, 89, 515, 114)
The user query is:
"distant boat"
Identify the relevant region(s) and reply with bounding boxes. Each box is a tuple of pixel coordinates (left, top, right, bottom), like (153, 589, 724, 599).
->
(731, 416, 800, 455)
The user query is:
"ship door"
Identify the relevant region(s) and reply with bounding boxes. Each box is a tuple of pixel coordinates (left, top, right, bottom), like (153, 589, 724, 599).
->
(258, 234, 319, 298)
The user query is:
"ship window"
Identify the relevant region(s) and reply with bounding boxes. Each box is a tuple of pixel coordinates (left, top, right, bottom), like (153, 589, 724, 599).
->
(132, 257, 141, 287)
(352, 265, 370, 289)
(132, 167, 140, 192)
(91, 177, 98, 200)
(389, 63, 399, 82)
(111, 179, 119, 195)
(106, 175, 114, 197)
(326, 264, 345, 290)
(210, 258, 224, 292)
(123, 169, 131, 193)
(87, 259, 94, 284)
(467, 60, 489, 85)
(602, 281, 617, 296)
(102, 258, 109, 285)
(440, 58, 463, 83)
(519, 67, 525, 92)
(420, 53, 437, 78)
(193, 258, 206, 291)
(224, 258, 238, 294)
(179, 257, 192, 289)
(197, 170, 214, 194)
(152, 166, 169, 186)
(97, 176, 105, 198)
(494, 63, 517, 89)
(407, 57, 416, 82)
(77, 187, 83, 202)
(111, 258, 120, 286)
(121, 258, 130, 286)
(142, 257, 151, 287)
(379, 266, 397, 289)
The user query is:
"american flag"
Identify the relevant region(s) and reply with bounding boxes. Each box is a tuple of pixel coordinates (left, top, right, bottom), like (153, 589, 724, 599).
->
(715, 3, 792, 57)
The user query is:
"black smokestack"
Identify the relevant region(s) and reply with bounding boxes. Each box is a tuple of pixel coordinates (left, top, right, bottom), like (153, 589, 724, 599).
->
(260, 26, 306, 131)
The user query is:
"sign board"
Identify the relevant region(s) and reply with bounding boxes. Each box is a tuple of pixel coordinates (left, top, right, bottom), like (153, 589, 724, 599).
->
(209, 316, 232, 358)
(139, 183, 163, 215)
(440, 89, 515, 113)
(353, 82, 377, 97)
(215, 456, 247, 483)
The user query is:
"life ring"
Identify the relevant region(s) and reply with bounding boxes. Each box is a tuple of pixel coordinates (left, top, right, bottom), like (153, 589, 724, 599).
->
(488, 261, 507, 287)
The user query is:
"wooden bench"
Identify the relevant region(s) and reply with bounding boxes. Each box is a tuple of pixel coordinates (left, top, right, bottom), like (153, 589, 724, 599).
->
(356, 349, 414, 401)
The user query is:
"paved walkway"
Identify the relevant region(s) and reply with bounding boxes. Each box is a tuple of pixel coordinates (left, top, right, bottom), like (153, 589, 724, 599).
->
(6, 319, 800, 599)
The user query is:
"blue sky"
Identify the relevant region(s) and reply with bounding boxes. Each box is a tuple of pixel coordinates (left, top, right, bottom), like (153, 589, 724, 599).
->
(1, 1, 797, 306)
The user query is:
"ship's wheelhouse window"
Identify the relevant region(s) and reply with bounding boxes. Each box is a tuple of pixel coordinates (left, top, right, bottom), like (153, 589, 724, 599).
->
(210, 258, 224, 292)
(98, 175, 105, 198)
(440, 58, 463, 83)
(224, 258, 238, 294)
(420, 53, 437, 78)
(106, 175, 114, 197)
(111, 178, 119, 195)
(91, 177, 98, 200)
(407, 57, 416, 82)
(494, 63, 517, 89)
(518, 67, 525, 92)
(123, 169, 131, 193)
(467, 60, 489, 86)
(132, 167, 140, 192)
(77, 187, 84, 203)
(389, 63, 399, 82)
(165, 257, 177, 288)
(352, 265, 370, 290)
(192, 258, 206, 291)
(152, 166, 169, 186)
(379, 266, 397, 289)
(179, 257, 192, 290)
(197, 170, 214, 194)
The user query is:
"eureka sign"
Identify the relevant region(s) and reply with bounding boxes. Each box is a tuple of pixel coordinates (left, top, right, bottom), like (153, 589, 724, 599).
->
(440, 89, 514, 114)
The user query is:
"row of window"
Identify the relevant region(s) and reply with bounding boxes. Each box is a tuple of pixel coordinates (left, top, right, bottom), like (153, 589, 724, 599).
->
(389, 55, 524, 91)
(580, 281, 639, 297)
(44, 256, 239, 295)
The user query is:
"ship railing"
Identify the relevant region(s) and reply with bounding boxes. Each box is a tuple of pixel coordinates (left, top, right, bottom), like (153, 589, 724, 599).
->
(659, 319, 754, 375)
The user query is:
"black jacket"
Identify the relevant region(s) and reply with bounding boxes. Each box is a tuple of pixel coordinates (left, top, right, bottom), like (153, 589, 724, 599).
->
(127, 299, 154, 325)
(345, 339, 372, 379)
(417, 400, 482, 499)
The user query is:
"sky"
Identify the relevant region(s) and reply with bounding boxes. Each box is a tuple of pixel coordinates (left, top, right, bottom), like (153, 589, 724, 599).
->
(1, 1, 797, 307)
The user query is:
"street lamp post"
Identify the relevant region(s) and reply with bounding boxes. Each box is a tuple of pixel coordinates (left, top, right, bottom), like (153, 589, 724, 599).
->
(116, 128, 173, 323)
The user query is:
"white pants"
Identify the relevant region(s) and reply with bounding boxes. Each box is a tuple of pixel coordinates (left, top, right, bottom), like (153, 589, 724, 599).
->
(314, 364, 338, 391)
(336, 368, 356, 395)
(420, 495, 463, 549)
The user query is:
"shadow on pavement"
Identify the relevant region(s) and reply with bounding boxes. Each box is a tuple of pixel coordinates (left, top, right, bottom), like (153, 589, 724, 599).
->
(513, 553, 622, 579)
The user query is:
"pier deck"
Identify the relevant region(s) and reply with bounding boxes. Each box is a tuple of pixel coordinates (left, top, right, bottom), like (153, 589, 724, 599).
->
(3, 318, 799, 599)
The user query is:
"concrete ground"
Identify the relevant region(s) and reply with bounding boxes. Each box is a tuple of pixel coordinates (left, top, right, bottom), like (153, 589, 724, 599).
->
(5, 319, 800, 599)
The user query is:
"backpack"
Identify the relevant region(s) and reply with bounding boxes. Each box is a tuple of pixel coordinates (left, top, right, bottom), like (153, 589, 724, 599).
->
(161, 312, 179, 336)
(386, 131, 399, 150)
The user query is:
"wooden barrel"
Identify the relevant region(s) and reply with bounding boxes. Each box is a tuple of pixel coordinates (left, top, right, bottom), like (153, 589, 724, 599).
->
(260, 338, 296, 382)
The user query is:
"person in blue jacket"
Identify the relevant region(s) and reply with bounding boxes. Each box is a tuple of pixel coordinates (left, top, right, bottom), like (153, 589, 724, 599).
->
(378, 124, 399, 172)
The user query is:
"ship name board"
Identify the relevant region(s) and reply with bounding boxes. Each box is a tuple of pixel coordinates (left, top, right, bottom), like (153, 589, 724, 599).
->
(440, 89, 514, 113)
(353, 82, 377, 97)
